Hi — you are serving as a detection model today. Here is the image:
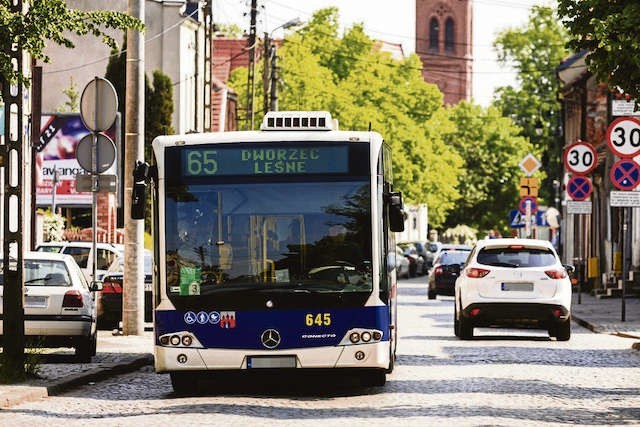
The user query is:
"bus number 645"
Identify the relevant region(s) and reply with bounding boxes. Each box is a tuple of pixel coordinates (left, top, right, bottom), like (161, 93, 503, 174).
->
(305, 313, 331, 326)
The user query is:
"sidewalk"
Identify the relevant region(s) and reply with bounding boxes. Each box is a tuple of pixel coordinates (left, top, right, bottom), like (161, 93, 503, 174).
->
(0, 295, 639, 409)
(571, 292, 640, 339)
(0, 330, 154, 409)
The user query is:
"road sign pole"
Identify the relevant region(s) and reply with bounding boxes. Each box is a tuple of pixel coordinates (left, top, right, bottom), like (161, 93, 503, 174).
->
(621, 207, 630, 321)
(525, 200, 532, 238)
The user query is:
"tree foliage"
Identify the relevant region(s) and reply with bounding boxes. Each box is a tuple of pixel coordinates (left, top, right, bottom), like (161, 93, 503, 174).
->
(492, 6, 569, 205)
(0, 0, 143, 86)
(444, 102, 535, 234)
(557, 0, 640, 102)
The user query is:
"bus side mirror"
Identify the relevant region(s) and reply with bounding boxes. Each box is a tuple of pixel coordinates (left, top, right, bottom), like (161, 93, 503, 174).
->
(388, 191, 405, 232)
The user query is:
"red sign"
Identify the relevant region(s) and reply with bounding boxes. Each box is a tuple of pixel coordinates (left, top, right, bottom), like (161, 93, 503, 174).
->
(567, 176, 593, 201)
(564, 141, 597, 175)
(518, 196, 538, 214)
(606, 116, 640, 158)
(610, 159, 640, 191)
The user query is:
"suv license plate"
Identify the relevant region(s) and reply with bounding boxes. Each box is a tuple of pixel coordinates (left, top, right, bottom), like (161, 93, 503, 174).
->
(247, 356, 296, 369)
(501, 282, 533, 292)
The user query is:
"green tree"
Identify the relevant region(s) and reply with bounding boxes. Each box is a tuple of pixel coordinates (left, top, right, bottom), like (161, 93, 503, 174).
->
(145, 70, 174, 159)
(492, 6, 569, 204)
(54, 76, 80, 112)
(444, 102, 535, 234)
(0, 0, 143, 86)
(558, 0, 640, 103)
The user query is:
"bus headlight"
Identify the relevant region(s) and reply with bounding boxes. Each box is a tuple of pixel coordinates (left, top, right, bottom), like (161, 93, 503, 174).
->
(349, 332, 360, 344)
(341, 328, 383, 346)
(158, 332, 204, 348)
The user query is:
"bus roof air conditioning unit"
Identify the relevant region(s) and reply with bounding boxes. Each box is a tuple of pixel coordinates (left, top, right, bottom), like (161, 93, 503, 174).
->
(261, 111, 336, 131)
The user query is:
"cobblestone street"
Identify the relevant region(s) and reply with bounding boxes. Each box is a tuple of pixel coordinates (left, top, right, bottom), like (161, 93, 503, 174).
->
(1, 277, 639, 426)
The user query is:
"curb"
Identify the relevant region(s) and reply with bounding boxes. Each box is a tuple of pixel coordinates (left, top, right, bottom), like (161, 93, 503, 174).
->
(572, 315, 640, 349)
(46, 354, 154, 396)
(0, 354, 153, 409)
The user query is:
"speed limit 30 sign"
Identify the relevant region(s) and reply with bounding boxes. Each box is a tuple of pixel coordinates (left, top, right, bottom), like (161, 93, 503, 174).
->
(606, 116, 640, 158)
(564, 140, 596, 175)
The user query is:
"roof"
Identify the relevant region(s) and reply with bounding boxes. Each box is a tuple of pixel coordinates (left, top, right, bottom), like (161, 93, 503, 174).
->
(556, 50, 589, 89)
(474, 238, 554, 250)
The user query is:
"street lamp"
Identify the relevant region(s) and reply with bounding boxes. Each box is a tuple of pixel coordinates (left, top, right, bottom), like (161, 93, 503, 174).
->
(263, 17, 303, 113)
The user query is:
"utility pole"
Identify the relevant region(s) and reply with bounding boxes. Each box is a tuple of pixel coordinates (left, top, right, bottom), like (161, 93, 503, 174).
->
(246, 0, 258, 129)
(123, 0, 145, 335)
(2, 0, 27, 376)
(203, 0, 213, 132)
(262, 33, 271, 115)
(269, 44, 278, 111)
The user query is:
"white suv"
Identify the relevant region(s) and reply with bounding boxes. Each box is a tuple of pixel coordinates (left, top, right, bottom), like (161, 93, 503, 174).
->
(454, 238, 572, 341)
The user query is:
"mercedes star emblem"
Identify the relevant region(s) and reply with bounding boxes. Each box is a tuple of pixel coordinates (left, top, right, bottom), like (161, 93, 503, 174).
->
(261, 329, 281, 349)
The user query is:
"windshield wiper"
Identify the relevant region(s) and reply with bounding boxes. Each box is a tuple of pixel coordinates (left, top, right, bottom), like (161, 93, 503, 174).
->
(489, 262, 519, 268)
(25, 277, 53, 284)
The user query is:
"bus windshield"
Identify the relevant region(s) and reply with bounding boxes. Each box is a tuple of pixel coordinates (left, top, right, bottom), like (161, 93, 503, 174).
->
(165, 180, 372, 300)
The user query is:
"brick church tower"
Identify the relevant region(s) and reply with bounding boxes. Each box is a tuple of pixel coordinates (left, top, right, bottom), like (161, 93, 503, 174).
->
(416, 0, 473, 104)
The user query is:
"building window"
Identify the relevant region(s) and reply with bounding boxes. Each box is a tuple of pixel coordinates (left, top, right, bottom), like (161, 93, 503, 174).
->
(429, 18, 439, 52)
(445, 18, 454, 53)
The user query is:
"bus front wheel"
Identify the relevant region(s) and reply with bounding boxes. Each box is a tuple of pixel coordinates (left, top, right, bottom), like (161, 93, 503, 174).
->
(170, 372, 195, 395)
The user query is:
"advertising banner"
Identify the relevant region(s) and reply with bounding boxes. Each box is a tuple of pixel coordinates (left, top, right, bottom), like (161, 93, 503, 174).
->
(36, 113, 119, 207)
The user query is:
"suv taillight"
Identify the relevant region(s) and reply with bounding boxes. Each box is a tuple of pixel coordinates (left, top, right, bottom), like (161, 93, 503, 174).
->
(545, 270, 567, 279)
(434, 265, 443, 276)
(466, 267, 490, 278)
(62, 290, 84, 308)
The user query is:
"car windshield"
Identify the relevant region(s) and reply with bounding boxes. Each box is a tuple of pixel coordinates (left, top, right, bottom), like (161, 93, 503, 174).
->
(24, 260, 71, 286)
(165, 180, 372, 295)
(476, 247, 557, 268)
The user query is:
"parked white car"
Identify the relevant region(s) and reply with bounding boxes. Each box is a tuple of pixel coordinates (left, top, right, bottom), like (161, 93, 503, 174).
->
(454, 238, 573, 341)
(394, 245, 410, 279)
(0, 252, 100, 362)
(36, 241, 122, 284)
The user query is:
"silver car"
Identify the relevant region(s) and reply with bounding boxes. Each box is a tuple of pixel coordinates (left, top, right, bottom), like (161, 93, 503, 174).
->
(0, 252, 100, 362)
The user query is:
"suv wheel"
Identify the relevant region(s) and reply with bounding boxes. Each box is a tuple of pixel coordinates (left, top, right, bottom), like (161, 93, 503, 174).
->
(554, 317, 571, 341)
(428, 289, 437, 300)
(454, 304, 460, 337)
(459, 316, 473, 340)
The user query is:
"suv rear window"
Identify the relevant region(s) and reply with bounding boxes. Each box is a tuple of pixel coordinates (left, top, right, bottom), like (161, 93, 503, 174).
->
(62, 247, 90, 268)
(477, 247, 557, 268)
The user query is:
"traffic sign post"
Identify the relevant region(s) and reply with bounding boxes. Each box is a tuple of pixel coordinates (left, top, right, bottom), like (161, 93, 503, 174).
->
(518, 196, 538, 214)
(610, 158, 640, 191)
(566, 176, 593, 201)
(79, 77, 118, 290)
(606, 116, 640, 158)
(564, 141, 597, 175)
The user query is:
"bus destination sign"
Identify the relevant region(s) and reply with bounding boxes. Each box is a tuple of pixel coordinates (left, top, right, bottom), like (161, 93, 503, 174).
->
(182, 145, 348, 176)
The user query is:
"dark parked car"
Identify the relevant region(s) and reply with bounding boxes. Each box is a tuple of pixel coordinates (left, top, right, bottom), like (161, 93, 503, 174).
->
(423, 242, 442, 269)
(398, 243, 425, 277)
(97, 250, 153, 329)
(428, 249, 470, 299)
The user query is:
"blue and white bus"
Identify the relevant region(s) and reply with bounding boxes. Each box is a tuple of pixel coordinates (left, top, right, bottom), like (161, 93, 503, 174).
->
(133, 111, 405, 393)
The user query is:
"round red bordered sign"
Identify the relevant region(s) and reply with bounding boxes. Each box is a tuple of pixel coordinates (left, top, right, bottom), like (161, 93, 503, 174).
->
(610, 158, 640, 191)
(606, 116, 640, 158)
(567, 175, 593, 201)
(518, 196, 538, 214)
(564, 140, 597, 175)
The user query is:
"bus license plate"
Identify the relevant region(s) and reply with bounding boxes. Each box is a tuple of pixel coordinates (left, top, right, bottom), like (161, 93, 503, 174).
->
(501, 282, 533, 292)
(247, 356, 296, 369)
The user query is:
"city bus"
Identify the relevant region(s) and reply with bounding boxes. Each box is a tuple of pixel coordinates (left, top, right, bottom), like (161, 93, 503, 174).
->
(132, 111, 405, 393)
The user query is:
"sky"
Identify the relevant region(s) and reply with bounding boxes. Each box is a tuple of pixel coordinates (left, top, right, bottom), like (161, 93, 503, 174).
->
(213, 0, 556, 106)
